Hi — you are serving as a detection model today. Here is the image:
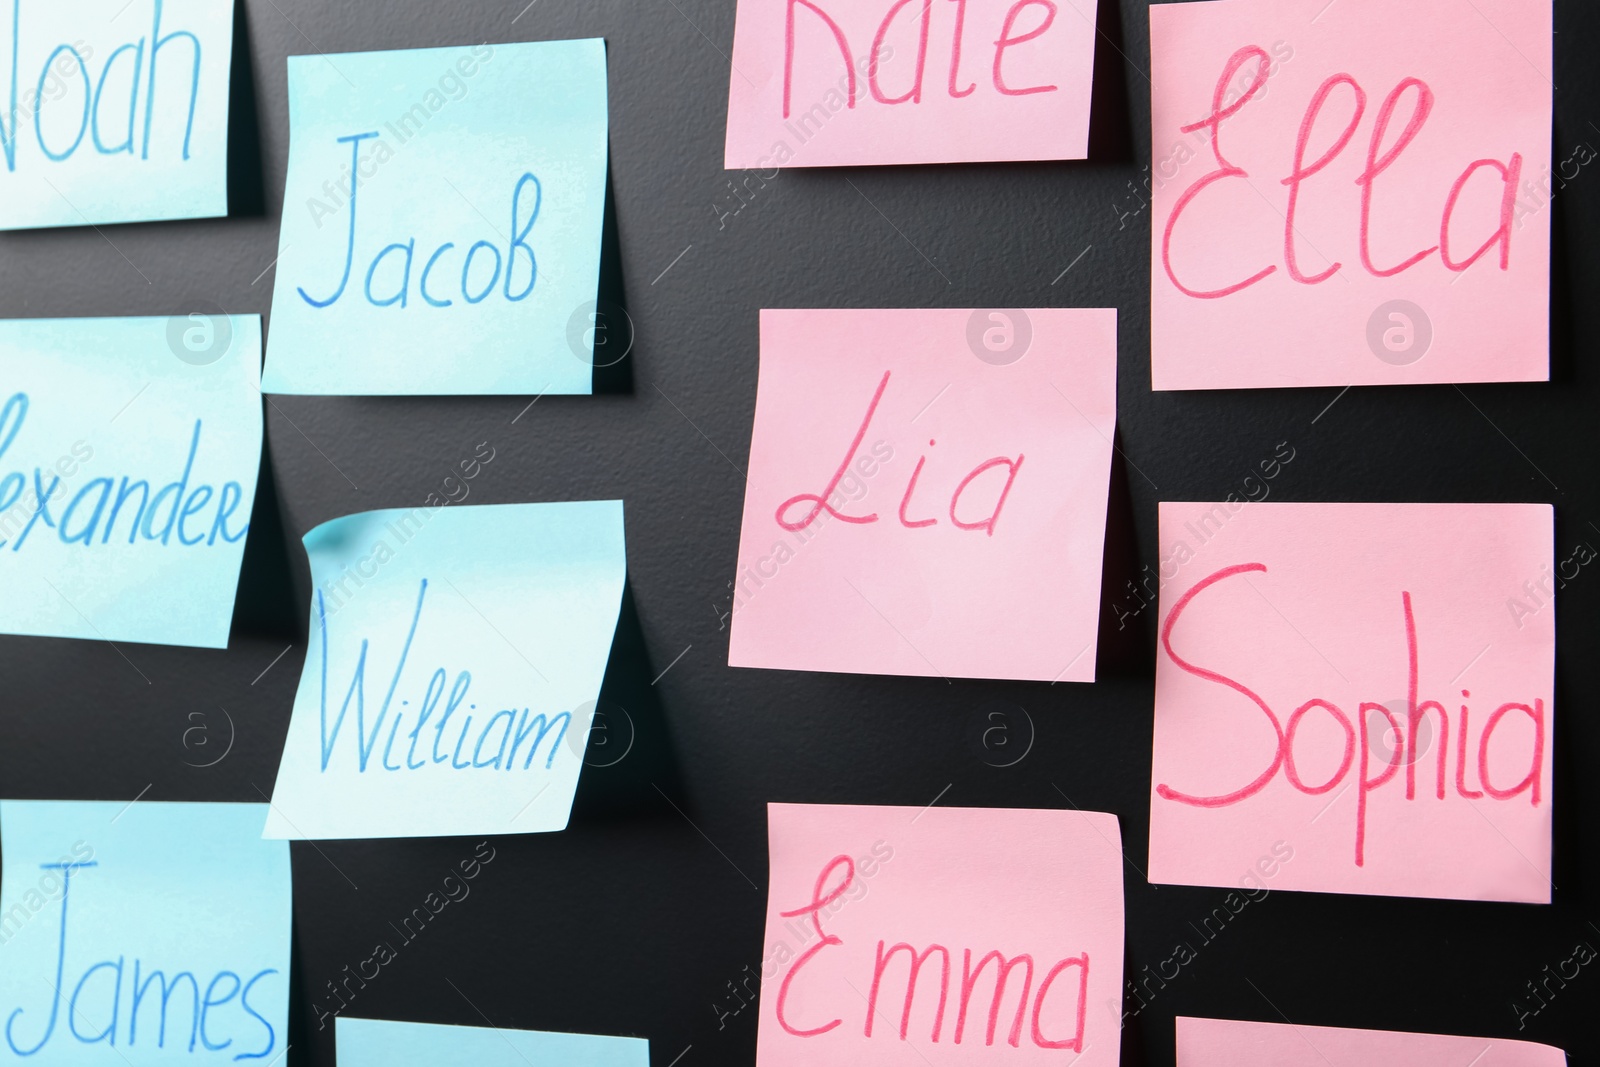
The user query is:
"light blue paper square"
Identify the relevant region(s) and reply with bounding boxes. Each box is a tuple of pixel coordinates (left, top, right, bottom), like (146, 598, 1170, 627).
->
(0, 800, 292, 1065)
(0, 0, 234, 229)
(263, 39, 609, 396)
(0, 315, 262, 648)
(337, 1017, 649, 1067)
(264, 500, 626, 840)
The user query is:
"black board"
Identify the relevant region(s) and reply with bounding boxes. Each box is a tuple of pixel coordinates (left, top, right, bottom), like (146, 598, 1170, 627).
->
(0, 0, 1595, 1064)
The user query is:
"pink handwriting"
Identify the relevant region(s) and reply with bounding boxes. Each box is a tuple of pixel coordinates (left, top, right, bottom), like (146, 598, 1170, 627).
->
(785, 0, 1061, 118)
(1163, 47, 1523, 298)
(1158, 564, 1544, 866)
(775, 370, 1024, 537)
(775, 855, 1089, 1050)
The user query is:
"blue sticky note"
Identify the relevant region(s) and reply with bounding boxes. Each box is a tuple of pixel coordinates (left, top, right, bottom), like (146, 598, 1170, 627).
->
(0, 316, 261, 648)
(264, 500, 626, 839)
(0, 0, 234, 229)
(263, 39, 610, 396)
(337, 1017, 649, 1067)
(0, 801, 291, 1064)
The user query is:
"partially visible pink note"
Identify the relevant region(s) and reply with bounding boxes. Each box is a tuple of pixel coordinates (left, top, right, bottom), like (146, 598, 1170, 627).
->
(1148, 502, 1555, 903)
(1149, 0, 1552, 389)
(756, 803, 1125, 1067)
(730, 308, 1116, 682)
(1178, 1017, 1566, 1067)
(724, 0, 1098, 168)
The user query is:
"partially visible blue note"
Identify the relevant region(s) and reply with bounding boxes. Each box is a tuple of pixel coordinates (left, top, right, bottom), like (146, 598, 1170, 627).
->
(263, 39, 610, 396)
(264, 500, 627, 840)
(0, 801, 291, 1065)
(338, 1017, 649, 1067)
(0, 316, 262, 648)
(0, 0, 235, 229)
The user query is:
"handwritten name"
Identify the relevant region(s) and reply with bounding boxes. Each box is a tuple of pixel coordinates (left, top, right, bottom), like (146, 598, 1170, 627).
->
(1158, 564, 1544, 866)
(298, 132, 539, 310)
(0, 394, 248, 551)
(1164, 46, 1524, 298)
(316, 577, 572, 774)
(785, 0, 1063, 119)
(4, 861, 278, 1060)
(775, 855, 1090, 1051)
(777, 370, 1023, 537)
(0, 0, 204, 171)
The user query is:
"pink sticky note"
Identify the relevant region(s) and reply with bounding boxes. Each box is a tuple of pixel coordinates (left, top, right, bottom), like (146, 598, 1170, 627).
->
(1148, 502, 1555, 903)
(756, 803, 1125, 1067)
(1177, 1017, 1567, 1067)
(723, 0, 1098, 168)
(1149, 0, 1552, 390)
(730, 308, 1117, 682)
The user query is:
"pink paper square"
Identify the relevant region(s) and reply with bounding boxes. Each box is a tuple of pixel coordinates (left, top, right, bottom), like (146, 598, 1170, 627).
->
(1149, 0, 1552, 389)
(1149, 502, 1555, 903)
(724, 0, 1098, 168)
(730, 308, 1117, 682)
(756, 803, 1125, 1067)
(1178, 1017, 1566, 1067)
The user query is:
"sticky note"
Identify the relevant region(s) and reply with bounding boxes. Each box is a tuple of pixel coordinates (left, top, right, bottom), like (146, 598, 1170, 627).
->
(1149, 0, 1552, 389)
(1177, 1017, 1566, 1067)
(0, 800, 291, 1064)
(337, 1017, 649, 1067)
(264, 500, 626, 840)
(756, 803, 1124, 1067)
(0, 0, 234, 229)
(263, 39, 609, 396)
(725, 0, 1097, 168)
(0, 315, 261, 648)
(1148, 502, 1554, 903)
(730, 308, 1116, 682)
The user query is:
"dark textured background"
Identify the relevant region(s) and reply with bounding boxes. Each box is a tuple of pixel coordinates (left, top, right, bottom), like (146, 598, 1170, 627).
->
(0, 0, 1595, 1064)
